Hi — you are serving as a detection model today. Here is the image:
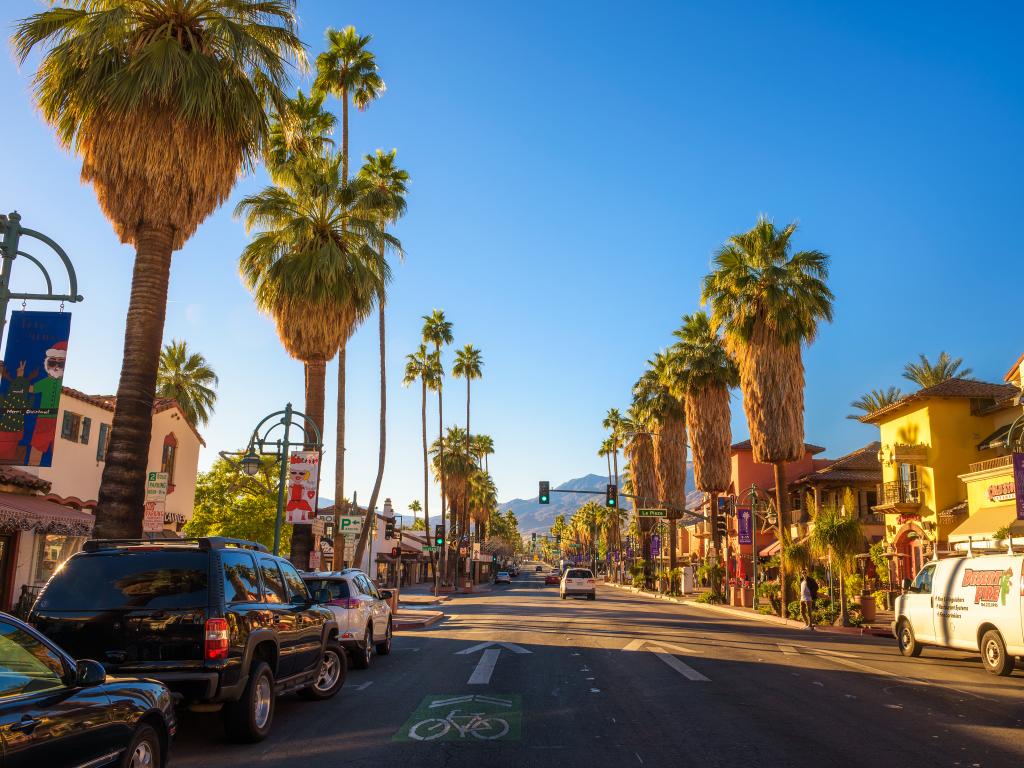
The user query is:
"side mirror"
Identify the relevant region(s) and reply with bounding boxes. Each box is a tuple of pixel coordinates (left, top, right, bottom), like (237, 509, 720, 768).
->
(901, 578, 913, 592)
(379, 589, 394, 601)
(76, 659, 106, 687)
(312, 588, 331, 604)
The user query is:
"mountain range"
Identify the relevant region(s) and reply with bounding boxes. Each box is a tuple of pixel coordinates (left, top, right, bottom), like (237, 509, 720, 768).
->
(500, 468, 699, 534)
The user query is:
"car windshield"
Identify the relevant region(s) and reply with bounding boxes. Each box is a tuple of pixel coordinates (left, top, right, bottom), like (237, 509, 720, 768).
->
(567, 569, 593, 579)
(36, 550, 209, 611)
(303, 578, 352, 600)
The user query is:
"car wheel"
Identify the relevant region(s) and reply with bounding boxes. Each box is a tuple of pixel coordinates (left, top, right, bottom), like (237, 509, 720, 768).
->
(588, 592, 596, 601)
(897, 620, 922, 658)
(224, 660, 275, 743)
(301, 641, 346, 700)
(352, 625, 373, 669)
(376, 620, 393, 656)
(981, 629, 1014, 676)
(122, 722, 161, 768)
(561, 593, 566, 600)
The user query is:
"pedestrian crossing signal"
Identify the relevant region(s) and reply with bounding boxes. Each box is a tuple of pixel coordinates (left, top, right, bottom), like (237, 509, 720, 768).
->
(539, 481, 550, 504)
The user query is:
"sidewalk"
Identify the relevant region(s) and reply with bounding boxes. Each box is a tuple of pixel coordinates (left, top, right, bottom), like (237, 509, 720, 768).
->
(603, 581, 894, 639)
(394, 608, 444, 630)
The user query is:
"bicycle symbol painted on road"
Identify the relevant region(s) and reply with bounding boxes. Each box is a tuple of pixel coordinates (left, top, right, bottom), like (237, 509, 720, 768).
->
(395, 694, 521, 743)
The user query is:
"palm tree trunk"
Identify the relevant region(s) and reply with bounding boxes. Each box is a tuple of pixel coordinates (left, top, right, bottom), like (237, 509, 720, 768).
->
(341, 87, 349, 182)
(332, 346, 347, 568)
(354, 294, 387, 567)
(773, 462, 790, 617)
(95, 224, 174, 537)
(420, 377, 429, 538)
(291, 359, 326, 569)
(606, 453, 612, 484)
(668, 519, 678, 571)
(837, 565, 849, 626)
(612, 448, 620, 581)
(437, 356, 447, 584)
(464, 378, 471, 553)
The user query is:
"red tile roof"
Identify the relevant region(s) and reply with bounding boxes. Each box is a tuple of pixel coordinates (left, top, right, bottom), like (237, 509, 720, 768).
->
(0, 466, 51, 493)
(730, 439, 826, 455)
(61, 387, 205, 447)
(859, 378, 1019, 424)
(792, 442, 882, 486)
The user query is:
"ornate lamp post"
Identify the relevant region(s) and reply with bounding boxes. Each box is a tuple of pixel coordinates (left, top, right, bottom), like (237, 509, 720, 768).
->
(236, 403, 323, 556)
(732, 483, 777, 611)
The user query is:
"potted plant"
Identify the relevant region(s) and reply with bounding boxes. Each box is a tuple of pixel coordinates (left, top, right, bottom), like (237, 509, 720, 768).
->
(846, 573, 875, 622)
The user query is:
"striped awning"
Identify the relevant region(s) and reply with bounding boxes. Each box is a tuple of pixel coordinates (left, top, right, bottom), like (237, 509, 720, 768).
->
(0, 492, 94, 536)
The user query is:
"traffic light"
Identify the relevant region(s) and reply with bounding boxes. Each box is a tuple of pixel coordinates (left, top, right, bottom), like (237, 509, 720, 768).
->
(532, 532, 537, 542)
(606, 484, 618, 508)
(434, 525, 444, 547)
(385, 518, 395, 539)
(715, 516, 728, 537)
(391, 546, 400, 558)
(539, 481, 550, 504)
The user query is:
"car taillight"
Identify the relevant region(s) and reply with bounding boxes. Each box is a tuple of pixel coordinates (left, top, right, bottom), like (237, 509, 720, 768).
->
(586, 579, 594, 584)
(330, 598, 361, 609)
(205, 618, 229, 662)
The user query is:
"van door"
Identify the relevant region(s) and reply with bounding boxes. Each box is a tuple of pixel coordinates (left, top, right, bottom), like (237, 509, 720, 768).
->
(904, 563, 937, 643)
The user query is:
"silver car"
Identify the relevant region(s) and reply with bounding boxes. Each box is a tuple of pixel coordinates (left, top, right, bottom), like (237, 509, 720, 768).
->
(302, 569, 393, 669)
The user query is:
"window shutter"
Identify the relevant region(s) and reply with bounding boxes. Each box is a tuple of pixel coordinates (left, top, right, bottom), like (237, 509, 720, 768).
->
(60, 412, 75, 440)
(80, 417, 91, 445)
(97, 424, 109, 461)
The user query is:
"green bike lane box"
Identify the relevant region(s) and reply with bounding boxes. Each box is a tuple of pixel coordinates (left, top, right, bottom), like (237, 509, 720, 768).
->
(394, 694, 522, 743)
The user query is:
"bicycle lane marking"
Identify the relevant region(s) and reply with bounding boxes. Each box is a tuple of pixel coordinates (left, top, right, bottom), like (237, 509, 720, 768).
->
(393, 694, 522, 743)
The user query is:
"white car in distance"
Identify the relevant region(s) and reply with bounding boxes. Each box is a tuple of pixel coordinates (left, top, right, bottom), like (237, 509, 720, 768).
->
(561, 568, 596, 600)
(302, 569, 393, 669)
(495, 571, 511, 584)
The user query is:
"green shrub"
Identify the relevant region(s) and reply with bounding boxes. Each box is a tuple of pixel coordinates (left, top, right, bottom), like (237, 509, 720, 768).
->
(696, 591, 725, 605)
(845, 573, 864, 597)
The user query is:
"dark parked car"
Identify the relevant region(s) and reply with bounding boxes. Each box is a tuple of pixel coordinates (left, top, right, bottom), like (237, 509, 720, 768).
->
(0, 611, 175, 768)
(30, 537, 343, 743)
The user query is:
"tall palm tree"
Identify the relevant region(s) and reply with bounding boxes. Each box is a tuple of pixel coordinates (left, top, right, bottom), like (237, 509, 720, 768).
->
(472, 434, 495, 471)
(351, 150, 409, 568)
(423, 310, 454, 577)
(634, 351, 687, 570)
(702, 216, 833, 616)
(265, 89, 336, 185)
(13, 0, 303, 537)
(156, 340, 219, 427)
(429, 426, 476, 553)
(403, 345, 441, 537)
(468, 470, 497, 539)
(314, 26, 384, 554)
(672, 311, 738, 565)
(902, 352, 973, 388)
(847, 387, 903, 420)
(602, 407, 631, 579)
(599, 437, 615, 484)
(808, 504, 863, 626)
(453, 344, 484, 545)
(624, 403, 658, 582)
(236, 152, 389, 566)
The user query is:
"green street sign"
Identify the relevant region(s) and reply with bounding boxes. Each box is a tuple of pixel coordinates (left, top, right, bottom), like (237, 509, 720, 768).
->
(423, 545, 438, 552)
(638, 509, 667, 518)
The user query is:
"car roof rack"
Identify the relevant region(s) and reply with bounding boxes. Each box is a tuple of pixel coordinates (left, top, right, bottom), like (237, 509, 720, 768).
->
(83, 537, 268, 553)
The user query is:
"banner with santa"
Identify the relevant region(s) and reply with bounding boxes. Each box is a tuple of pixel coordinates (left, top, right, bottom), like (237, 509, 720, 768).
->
(0, 311, 71, 467)
(285, 450, 320, 524)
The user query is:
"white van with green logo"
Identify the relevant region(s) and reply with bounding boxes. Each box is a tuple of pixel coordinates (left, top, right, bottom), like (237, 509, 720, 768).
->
(894, 553, 1022, 675)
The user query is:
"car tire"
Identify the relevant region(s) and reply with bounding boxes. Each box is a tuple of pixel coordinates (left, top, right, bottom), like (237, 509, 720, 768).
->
(121, 722, 162, 768)
(376, 620, 393, 656)
(897, 620, 923, 658)
(351, 625, 373, 670)
(224, 660, 275, 743)
(301, 640, 346, 700)
(981, 629, 1015, 676)
(561, 593, 566, 600)
(588, 592, 596, 601)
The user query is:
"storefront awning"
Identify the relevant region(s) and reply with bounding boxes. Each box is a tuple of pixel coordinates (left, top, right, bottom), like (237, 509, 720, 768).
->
(948, 504, 1023, 542)
(0, 492, 94, 536)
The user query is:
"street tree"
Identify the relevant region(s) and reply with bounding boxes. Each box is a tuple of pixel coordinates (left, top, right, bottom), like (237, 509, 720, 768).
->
(453, 345, 484, 542)
(404, 345, 442, 536)
(902, 352, 973, 388)
(156, 340, 218, 427)
(847, 387, 903, 420)
(13, 0, 303, 537)
(701, 216, 833, 615)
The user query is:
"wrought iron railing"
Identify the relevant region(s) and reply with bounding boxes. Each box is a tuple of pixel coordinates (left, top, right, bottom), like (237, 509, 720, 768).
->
(881, 480, 919, 506)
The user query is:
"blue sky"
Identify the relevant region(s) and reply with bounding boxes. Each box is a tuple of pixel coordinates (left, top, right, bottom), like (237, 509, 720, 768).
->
(2, 1, 1022, 519)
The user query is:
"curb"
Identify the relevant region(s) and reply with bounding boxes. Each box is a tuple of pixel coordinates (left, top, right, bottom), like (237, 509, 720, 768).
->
(602, 581, 894, 639)
(394, 611, 444, 630)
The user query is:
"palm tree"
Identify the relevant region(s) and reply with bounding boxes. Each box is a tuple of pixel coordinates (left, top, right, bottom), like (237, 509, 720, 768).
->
(156, 340, 219, 427)
(847, 387, 903, 420)
(423, 310, 454, 577)
(13, 0, 303, 538)
(236, 152, 389, 566)
(266, 89, 336, 185)
(404, 345, 441, 537)
(599, 437, 615, 484)
(408, 500, 422, 517)
(453, 345, 484, 544)
(808, 504, 863, 626)
(468, 470, 497, 539)
(472, 434, 495, 471)
(672, 311, 738, 567)
(902, 352, 973, 388)
(634, 351, 687, 570)
(624, 403, 658, 583)
(351, 150, 409, 568)
(429, 426, 476, 552)
(702, 217, 833, 616)
(602, 407, 631, 579)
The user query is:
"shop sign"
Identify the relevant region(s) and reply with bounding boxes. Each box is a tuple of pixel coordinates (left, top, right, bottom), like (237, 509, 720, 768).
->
(737, 507, 752, 545)
(285, 451, 319, 524)
(987, 480, 1015, 503)
(897, 513, 920, 525)
(163, 512, 186, 525)
(1014, 453, 1024, 521)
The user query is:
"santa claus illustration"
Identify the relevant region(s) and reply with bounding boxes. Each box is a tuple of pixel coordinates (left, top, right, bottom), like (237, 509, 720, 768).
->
(28, 340, 67, 466)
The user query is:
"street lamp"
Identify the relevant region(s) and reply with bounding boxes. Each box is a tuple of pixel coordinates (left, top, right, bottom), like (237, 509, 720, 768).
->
(230, 402, 323, 556)
(732, 483, 777, 611)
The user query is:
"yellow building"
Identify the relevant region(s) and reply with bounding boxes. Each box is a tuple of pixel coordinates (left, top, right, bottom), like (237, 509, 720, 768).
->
(861, 377, 1019, 580)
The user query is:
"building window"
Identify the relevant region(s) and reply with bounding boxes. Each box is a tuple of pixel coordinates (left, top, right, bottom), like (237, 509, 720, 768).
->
(79, 417, 91, 445)
(899, 463, 919, 503)
(60, 412, 82, 442)
(33, 534, 81, 584)
(96, 423, 110, 461)
(161, 433, 178, 487)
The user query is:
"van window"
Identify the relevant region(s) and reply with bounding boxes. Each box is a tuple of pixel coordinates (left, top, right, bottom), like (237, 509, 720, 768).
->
(912, 564, 935, 594)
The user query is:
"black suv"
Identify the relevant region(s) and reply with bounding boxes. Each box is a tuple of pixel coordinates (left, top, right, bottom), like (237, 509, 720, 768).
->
(29, 537, 344, 743)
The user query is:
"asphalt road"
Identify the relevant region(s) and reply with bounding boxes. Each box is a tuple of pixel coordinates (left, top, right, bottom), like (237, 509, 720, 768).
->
(173, 563, 1024, 768)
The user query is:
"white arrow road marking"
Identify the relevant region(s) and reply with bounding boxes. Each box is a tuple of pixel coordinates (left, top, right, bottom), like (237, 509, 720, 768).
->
(456, 641, 532, 655)
(468, 648, 501, 685)
(622, 639, 709, 681)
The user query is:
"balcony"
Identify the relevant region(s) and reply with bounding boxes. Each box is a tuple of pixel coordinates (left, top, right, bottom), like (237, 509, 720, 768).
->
(873, 481, 921, 513)
(968, 455, 1013, 474)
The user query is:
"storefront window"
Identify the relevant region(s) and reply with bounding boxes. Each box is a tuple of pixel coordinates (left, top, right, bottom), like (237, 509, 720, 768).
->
(33, 534, 81, 584)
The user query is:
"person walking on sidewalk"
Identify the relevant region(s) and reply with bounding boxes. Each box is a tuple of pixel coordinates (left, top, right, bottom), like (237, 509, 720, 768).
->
(799, 569, 818, 630)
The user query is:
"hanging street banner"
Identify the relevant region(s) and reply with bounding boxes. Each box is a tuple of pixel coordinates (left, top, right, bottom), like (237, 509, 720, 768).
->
(651, 534, 661, 557)
(737, 507, 753, 545)
(286, 451, 320, 524)
(1014, 453, 1024, 521)
(143, 471, 169, 533)
(0, 311, 71, 467)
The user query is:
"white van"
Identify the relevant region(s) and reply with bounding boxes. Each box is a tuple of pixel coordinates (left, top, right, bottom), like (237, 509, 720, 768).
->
(894, 552, 1023, 675)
